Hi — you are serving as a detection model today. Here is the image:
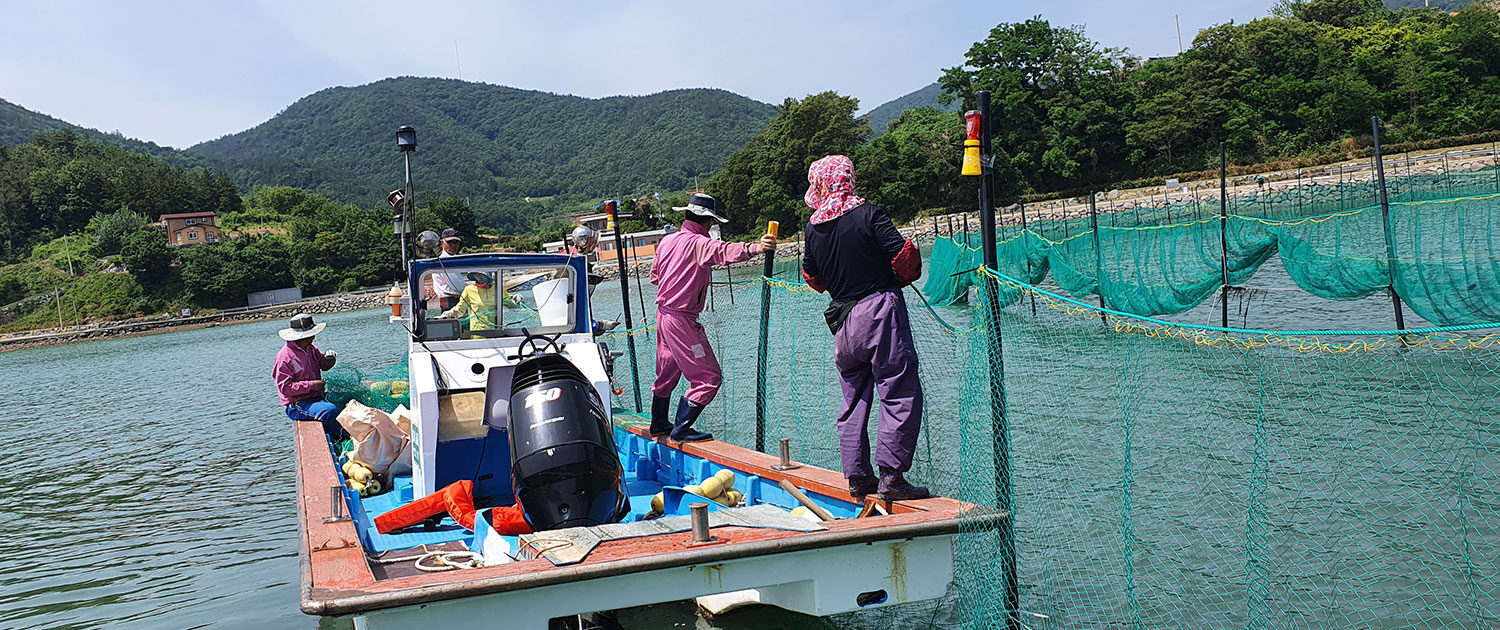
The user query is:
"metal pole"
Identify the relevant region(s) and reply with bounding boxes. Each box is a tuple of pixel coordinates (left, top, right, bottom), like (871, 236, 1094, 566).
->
(948, 216, 955, 240)
(54, 286, 65, 331)
(1019, 203, 1036, 317)
(1089, 195, 1107, 328)
(1371, 117, 1407, 334)
(401, 152, 413, 276)
(1219, 142, 1230, 330)
(610, 202, 644, 411)
(754, 223, 777, 453)
(1296, 169, 1302, 214)
(963, 212, 970, 241)
(724, 262, 735, 305)
(62, 235, 75, 276)
(975, 90, 1019, 630)
(630, 237, 647, 320)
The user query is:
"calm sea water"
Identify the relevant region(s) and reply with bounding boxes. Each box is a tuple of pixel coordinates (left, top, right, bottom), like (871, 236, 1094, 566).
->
(1, 255, 1488, 629)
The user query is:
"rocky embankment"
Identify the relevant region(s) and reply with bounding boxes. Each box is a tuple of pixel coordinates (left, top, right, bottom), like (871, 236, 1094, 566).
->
(0, 291, 386, 353)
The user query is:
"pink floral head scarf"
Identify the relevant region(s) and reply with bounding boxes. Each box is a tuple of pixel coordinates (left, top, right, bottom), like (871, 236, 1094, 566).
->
(805, 155, 866, 224)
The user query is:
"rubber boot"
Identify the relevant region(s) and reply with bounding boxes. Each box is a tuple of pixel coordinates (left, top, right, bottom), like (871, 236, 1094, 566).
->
(847, 475, 878, 501)
(649, 396, 673, 437)
(877, 470, 930, 501)
(670, 398, 713, 442)
(375, 479, 474, 534)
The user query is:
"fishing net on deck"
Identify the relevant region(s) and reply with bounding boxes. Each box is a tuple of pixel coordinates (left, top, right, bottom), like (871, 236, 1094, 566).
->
(324, 363, 410, 413)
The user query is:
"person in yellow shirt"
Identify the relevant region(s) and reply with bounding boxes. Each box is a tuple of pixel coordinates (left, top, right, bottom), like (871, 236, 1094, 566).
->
(442, 273, 498, 335)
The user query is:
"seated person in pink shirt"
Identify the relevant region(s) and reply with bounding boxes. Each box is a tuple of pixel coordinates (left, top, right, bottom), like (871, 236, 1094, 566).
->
(272, 313, 341, 437)
(648, 194, 777, 441)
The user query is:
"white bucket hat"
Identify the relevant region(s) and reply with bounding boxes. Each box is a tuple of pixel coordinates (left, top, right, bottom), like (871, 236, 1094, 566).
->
(673, 193, 728, 224)
(278, 313, 325, 341)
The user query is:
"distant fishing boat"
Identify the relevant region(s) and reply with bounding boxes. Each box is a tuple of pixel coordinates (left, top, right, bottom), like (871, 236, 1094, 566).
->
(294, 252, 998, 629)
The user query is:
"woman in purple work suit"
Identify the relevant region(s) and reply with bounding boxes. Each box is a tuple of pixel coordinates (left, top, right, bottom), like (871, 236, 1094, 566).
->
(800, 155, 929, 501)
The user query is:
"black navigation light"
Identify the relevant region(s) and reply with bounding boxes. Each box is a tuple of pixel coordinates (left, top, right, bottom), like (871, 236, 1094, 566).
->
(396, 125, 416, 152)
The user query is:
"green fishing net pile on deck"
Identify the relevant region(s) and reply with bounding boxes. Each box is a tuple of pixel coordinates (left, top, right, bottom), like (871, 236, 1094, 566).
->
(324, 362, 410, 413)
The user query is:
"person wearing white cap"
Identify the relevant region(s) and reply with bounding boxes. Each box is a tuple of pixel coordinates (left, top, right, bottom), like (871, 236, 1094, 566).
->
(272, 313, 342, 437)
(425, 228, 466, 312)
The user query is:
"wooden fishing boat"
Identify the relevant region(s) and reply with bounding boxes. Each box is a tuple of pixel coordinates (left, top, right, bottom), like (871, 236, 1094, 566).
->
(293, 252, 1002, 628)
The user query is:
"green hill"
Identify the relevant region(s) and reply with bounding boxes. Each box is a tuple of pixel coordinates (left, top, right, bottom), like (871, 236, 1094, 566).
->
(861, 82, 958, 138)
(190, 77, 776, 229)
(0, 98, 208, 169)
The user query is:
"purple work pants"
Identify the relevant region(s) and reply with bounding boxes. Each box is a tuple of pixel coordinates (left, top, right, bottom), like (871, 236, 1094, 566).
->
(834, 290, 923, 479)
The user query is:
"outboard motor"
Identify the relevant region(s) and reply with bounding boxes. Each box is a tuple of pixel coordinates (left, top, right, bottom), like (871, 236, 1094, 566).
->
(507, 354, 626, 531)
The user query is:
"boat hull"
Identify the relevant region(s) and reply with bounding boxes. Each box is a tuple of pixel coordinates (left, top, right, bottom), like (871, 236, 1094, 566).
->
(297, 420, 1001, 628)
(350, 534, 951, 628)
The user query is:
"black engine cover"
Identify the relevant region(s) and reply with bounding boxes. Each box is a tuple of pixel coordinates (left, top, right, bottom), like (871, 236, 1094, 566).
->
(507, 354, 625, 531)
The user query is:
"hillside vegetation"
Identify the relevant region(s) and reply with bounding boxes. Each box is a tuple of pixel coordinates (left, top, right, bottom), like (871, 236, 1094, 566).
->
(1, 98, 210, 170)
(861, 83, 958, 138)
(1382, 0, 1472, 10)
(191, 78, 776, 230)
(710, 0, 1500, 235)
(0, 132, 488, 330)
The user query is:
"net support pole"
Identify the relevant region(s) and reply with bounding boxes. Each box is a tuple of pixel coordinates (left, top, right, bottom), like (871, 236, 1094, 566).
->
(1089, 194, 1107, 328)
(754, 226, 776, 454)
(610, 203, 644, 412)
(1219, 142, 1230, 329)
(1370, 117, 1407, 335)
(1019, 203, 1036, 317)
(724, 262, 735, 305)
(974, 90, 1020, 630)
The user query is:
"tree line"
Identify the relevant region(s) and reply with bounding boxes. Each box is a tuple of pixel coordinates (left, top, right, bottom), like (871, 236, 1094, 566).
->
(0, 132, 481, 330)
(708, 0, 1500, 236)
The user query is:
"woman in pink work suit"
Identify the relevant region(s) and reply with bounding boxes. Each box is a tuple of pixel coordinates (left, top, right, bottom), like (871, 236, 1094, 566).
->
(648, 193, 777, 441)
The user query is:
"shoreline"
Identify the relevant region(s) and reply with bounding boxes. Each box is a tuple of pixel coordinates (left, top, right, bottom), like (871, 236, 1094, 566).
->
(0, 292, 387, 354)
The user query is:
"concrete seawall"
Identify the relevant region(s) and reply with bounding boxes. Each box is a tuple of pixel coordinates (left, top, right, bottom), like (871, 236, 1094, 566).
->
(0, 291, 386, 354)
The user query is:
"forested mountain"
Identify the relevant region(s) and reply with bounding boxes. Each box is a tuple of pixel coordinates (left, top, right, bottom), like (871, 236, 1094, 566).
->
(861, 83, 958, 138)
(1, 98, 207, 168)
(191, 78, 776, 230)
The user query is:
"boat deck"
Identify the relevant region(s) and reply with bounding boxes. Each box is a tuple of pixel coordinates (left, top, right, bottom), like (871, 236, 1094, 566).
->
(297, 414, 1002, 617)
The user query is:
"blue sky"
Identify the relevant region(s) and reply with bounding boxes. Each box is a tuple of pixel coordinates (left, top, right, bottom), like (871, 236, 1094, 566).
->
(0, 1, 1277, 149)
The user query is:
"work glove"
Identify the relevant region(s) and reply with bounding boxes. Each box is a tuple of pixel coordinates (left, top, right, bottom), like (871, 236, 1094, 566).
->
(324, 350, 338, 368)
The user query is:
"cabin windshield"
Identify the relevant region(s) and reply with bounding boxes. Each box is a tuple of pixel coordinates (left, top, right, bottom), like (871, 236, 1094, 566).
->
(416, 263, 576, 342)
